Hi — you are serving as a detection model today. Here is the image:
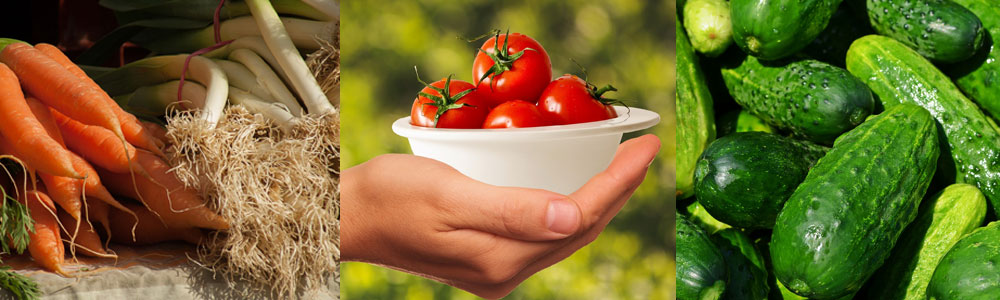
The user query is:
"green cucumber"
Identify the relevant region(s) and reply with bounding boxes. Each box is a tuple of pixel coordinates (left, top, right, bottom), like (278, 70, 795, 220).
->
(927, 221, 1000, 299)
(721, 55, 874, 144)
(677, 19, 717, 199)
(677, 212, 728, 300)
(716, 110, 775, 137)
(846, 34, 1000, 217)
(867, 0, 985, 63)
(731, 0, 844, 60)
(770, 104, 940, 299)
(685, 200, 732, 234)
(694, 132, 827, 229)
(683, 0, 733, 57)
(950, 0, 1000, 120)
(712, 229, 768, 300)
(803, 2, 874, 66)
(863, 183, 987, 300)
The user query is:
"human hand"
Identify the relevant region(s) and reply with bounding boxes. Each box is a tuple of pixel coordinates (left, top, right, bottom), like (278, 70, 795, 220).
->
(341, 134, 660, 299)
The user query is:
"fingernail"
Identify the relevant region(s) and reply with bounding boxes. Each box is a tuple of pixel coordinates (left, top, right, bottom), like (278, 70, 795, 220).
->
(546, 199, 580, 235)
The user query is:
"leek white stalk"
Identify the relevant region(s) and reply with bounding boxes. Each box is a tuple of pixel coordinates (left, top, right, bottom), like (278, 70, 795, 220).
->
(92, 55, 229, 127)
(301, 0, 339, 22)
(113, 80, 208, 119)
(246, 0, 334, 115)
(228, 87, 295, 132)
(213, 59, 272, 101)
(205, 37, 292, 89)
(228, 49, 303, 116)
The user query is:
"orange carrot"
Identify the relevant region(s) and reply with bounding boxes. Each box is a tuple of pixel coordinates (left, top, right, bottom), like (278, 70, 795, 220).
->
(50, 107, 142, 175)
(24, 96, 64, 145)
(86, 198, 111, 243)
(57, 208, 112, 258)
(37, 173, 82, 221)
(18, 189, 67, 275)
(66, 153, 134, 217)
(99, 152, 229, 230)
(0, 43, 123, 140)
(109, 203, 204, 245)
(34, 43, 165, 157)
(141, 121, 169, 145)
(0, 63, 80, 178)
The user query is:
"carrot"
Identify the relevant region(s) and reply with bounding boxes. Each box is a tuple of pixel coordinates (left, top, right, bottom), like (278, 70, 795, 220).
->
(85, 198, 111, 246)
(37, 173, 82, 221)
(24, 96, 64, 145)
(18, 189, 67, 275)
(66, 153, 134, 218)
(0, 43, 123, 141)
(109, 203, 204, 245)
(98, 151, 229, 230)
(57, 208, 113, 258)
(0, 63, 80, 178)
(50, 107, 143, 175)
(34, 43, 166, 157)
(141, 121, 169, 145)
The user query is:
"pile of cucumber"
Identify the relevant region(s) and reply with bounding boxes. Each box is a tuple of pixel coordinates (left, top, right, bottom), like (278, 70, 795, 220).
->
(676, 0, 1000, 299)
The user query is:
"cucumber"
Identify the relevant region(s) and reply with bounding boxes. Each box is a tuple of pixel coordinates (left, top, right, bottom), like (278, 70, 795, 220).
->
(694, 132, 827, 229)
(950, 0, 1000, 120)
(683, 0, 733, 57)
(730, 0, 844, 60)
(770, 104, 940, 299)
(866, 0, 985, 63)
(863, 184, 987, 300)
(803, 2, 874, 66)
(712, 229, 768, 300)
(685, 200, 732, 235)
(846, 34, 1000, 218)
(677, 212, 728, 300)
(677, 19, 717, 199)
(721, 55, 874, 144)
(927, 221, 1000, 300)
(716, 110, 775, 137)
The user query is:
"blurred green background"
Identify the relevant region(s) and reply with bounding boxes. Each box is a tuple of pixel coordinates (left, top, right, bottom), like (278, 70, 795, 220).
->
(340, 0, 677, 299)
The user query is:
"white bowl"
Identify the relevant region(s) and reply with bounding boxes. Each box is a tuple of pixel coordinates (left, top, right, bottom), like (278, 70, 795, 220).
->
(392, 106, 660, 194)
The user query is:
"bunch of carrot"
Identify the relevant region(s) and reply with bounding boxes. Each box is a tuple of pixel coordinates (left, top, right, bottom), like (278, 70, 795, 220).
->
(0, 41, 228, 276)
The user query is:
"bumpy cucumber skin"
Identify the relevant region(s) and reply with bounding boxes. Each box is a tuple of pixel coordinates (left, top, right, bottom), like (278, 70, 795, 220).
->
(846, 34, 1000, 217)
(712, 229, 769, 300)
(721, 55, 874, 144)
(867, 0, 985, 63)
(677, 212, 728, 300)
(950, 0, 1000, 120)
(804, 2, 874, 66)
(927, 221, 1000, 300)
(677, 19, 717, 199)
(694, 132, 827, 229)
(863, 183, 987, 300)
(684, 0, 733, 57)
(731, 0, 844, 60)
(770, 104, 940, 299)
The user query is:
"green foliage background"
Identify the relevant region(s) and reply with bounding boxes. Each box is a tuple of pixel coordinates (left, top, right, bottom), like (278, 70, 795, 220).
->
(340, 0, 677, 298)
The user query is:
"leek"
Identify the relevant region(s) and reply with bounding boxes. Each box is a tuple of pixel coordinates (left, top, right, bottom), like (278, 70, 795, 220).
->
(228, 49, 303, 116)
(213, 59, 272, 100)
(113, 80, 208, 120)
(246, 0, 334, 114)
(133, 16, 326, 55)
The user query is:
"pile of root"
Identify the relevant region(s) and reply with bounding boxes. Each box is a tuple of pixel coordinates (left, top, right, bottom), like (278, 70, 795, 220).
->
(165, 107, 339, 299)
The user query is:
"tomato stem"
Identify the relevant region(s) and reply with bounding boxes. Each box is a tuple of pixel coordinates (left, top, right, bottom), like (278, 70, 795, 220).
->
(413, 66, 477, 127)
(474, 29, 536, 91)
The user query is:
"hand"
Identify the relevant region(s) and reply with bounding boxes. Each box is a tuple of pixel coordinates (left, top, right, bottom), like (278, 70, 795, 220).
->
(341, 134, 660, 299)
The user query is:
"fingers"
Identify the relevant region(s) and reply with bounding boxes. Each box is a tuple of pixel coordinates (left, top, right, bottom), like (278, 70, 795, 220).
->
(443, 182, 583, 241)
(571, 134, 660, 223)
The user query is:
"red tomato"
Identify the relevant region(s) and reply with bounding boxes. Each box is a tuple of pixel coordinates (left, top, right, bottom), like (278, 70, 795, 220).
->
(410, 76, 490, 128)
(537, 74, 620, 125)
(472, 31, 552, 106)
(482, 100, 552, 129)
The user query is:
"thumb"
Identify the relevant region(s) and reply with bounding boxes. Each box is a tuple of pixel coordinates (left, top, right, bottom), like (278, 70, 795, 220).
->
(444, 184, 583, 241)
